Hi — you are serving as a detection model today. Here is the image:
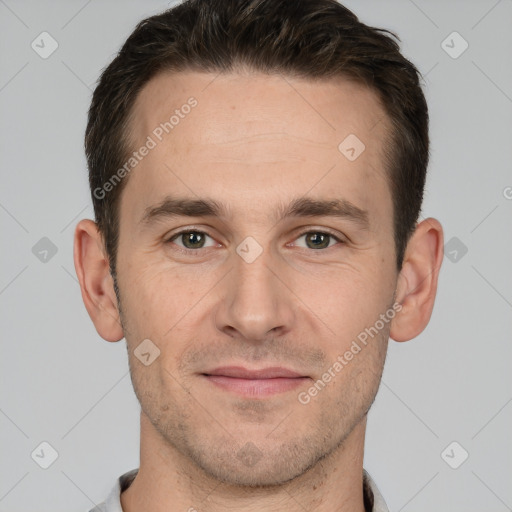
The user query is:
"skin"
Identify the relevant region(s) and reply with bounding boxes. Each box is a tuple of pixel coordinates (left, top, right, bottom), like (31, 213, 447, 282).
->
(74, 71, 443, 512)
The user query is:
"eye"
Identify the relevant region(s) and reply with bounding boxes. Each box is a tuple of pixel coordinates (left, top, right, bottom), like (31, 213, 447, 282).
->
(292, 230, 344, 250)
(167, 230, 217, 250)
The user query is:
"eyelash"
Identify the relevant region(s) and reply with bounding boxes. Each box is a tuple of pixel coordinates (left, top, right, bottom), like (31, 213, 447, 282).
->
(165, 228, 346, 255)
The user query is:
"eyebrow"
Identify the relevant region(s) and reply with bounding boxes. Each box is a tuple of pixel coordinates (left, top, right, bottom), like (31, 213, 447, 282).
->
(141, 195, 370, 230)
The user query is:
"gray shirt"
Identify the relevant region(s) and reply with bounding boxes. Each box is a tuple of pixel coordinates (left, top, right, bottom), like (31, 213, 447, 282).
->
(88, 468, 389, 512)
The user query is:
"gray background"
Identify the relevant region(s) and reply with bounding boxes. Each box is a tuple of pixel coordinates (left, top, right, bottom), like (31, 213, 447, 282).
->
(1, 0, 511, 511)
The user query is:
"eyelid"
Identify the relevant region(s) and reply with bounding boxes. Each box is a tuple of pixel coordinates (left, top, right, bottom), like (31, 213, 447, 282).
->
(165, 227, 219, 248)
(293, 226, 346, 241)
(288, 227, 346, 249)
(165, 224, 214, 238)
(165, 225, 347, 253)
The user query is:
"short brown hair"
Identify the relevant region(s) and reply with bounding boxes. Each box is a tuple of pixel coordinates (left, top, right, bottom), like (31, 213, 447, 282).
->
(86, 0, 429, 273)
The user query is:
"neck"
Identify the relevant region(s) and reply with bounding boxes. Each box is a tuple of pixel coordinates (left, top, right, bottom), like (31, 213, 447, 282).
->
(121, 413, 368, 512)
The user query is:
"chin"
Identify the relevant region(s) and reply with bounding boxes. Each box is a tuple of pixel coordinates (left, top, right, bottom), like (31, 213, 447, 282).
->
(182, 436, 325, 488)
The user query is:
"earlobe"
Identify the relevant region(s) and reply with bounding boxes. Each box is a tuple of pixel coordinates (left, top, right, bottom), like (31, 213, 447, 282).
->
(390, 217, 444, 342)
(73, 219, 124, 342)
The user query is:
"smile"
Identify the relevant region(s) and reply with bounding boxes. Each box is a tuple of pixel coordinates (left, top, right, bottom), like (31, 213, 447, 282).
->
(201, 366, 310, 398)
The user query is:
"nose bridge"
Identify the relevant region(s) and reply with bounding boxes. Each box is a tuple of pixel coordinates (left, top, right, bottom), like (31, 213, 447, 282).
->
(215, 244, 294, 341)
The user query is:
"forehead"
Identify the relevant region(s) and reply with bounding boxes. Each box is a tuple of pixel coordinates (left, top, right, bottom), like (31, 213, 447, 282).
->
(122, 70, 392, 230)
(130, 70, 389, 153)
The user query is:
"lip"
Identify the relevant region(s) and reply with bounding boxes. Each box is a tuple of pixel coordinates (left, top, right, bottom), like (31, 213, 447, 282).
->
(202, 366, 309, 398)
(204, 366, 305, 379)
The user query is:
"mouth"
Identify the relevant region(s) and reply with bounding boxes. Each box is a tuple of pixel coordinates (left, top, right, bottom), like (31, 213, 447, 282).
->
(201, 366, 310, 398)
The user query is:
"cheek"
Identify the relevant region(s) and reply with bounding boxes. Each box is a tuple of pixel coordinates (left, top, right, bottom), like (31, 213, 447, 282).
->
(291, 259, 395, 351)
(118, 258, 219, 360)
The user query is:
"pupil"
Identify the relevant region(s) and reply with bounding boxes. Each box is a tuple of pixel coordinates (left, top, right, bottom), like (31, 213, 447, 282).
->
(307, 233, 329, 249)
(184, 232, 204, 248)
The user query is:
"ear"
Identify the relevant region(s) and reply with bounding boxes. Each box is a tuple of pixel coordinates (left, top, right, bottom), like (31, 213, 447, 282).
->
(73, 219, 124, 342)
(390, 217, 444, 342)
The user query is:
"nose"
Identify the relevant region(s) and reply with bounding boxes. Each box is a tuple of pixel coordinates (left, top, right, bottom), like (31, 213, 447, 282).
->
(213, 247, 296, 343)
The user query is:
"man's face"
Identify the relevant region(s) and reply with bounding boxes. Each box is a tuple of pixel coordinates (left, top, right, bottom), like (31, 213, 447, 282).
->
(115, 71, 398, 486)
